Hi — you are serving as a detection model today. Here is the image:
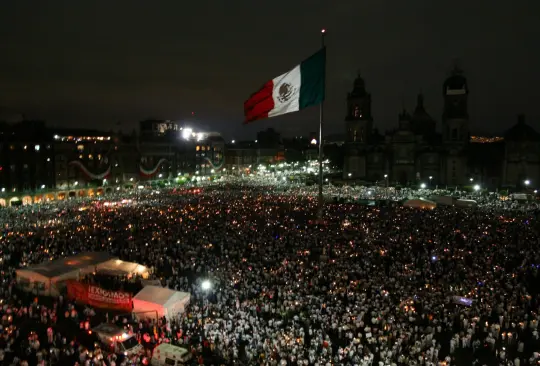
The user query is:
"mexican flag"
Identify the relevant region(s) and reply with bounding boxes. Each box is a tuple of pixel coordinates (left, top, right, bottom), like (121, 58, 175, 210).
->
(244, 47, 326, 123)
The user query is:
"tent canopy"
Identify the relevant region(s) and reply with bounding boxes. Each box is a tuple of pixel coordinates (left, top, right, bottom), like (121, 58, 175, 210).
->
(403, 198, 437, 209)
(19, 252, 115, 279)
(132, 286, 190, 319)
(133, 285, 189, 307)
(96, 259, 149, 277)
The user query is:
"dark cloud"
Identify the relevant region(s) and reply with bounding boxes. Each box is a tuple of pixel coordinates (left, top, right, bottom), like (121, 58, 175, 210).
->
(1, 0, 539, 139)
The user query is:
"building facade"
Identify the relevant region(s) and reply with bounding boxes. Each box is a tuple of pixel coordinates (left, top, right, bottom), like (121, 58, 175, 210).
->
(0, 120, 225, 205)
(342, 68, 519, 188)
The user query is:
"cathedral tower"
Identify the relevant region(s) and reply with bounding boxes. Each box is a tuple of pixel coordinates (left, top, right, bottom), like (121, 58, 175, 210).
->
(442, 66, 469, 144)
(345, 73, 373, 144)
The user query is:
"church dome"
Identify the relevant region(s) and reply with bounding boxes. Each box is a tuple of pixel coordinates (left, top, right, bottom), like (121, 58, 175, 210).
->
(354, 74, 365, 90)
(349, 72, 367, 97)
(443, 68, 468, 95)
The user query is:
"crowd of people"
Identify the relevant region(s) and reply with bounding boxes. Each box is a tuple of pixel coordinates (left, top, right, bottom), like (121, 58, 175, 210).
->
(0, 182, 539, 365)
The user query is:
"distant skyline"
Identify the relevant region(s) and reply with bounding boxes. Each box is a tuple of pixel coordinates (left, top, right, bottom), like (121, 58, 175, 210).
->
(1, 1, 540, 140)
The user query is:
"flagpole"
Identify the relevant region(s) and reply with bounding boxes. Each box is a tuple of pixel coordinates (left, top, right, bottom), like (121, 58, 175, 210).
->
(317, 29, 326, 221)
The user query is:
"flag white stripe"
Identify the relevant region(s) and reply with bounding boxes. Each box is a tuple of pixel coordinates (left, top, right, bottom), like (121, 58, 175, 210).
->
(268, 65, 301, 118)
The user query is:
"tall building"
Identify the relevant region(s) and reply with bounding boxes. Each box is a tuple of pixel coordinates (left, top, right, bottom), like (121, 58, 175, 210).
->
(441, 66, 470, 186)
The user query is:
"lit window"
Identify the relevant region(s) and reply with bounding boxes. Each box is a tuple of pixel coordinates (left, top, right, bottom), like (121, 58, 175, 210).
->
(196, 146, 200, 151)
(77, 145, 84, 152)
(79, 155, 83, 159)
(97, 154, 102, 160)
(35, 145, 40, 151)
(88, 154, 93, 160)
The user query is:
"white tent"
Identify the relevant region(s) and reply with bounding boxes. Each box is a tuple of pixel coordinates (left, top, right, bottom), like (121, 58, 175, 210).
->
(132, 286, 190, 320)
(403, 198, 437, 209)
(16, 252, 115, 296)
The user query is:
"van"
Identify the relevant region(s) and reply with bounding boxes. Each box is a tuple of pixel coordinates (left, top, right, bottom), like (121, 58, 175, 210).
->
(92, 323, 143, 356)
(151, 343, 192, 366)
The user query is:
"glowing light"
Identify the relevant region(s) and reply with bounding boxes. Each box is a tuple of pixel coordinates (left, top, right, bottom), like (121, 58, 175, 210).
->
(182, 128, 193, 140)
(524, 179, 530, 186)
(474, 184, 480, 191)
(201, 280, 211, 291)
(310, 138, 317, 145)
(420, 183, 426, 189)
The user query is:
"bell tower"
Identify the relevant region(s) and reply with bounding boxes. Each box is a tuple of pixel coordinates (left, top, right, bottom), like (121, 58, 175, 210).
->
(442, 64, 469, 186)
(442, 65, 469, 144)
(345, 72, 373, 144)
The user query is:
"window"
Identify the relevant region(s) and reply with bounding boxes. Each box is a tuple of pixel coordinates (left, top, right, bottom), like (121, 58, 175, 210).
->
(353, 105, 360, 118)
(77, 145, 84, 152)
(164, 358, 176, 366)
(451, 128, 458, 140)
(353, 130, 357, 142)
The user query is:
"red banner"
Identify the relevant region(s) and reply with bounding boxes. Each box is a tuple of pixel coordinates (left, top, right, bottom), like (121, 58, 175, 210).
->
(66, 280, 132, 311)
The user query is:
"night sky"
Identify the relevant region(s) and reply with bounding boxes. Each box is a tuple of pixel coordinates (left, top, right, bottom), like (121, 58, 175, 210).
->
(1, 1, 539, 140)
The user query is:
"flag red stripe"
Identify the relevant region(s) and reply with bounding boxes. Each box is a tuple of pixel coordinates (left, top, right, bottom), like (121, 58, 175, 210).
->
(243, 80, 275, 124)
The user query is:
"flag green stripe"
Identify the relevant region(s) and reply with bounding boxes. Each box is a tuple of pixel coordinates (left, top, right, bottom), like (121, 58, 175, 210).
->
(299, 47, 326, 110)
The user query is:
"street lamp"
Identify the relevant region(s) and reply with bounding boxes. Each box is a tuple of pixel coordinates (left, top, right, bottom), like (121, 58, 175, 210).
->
(383, 174, 389, 199)
(470, 178, 473, 182)
(348, 173, 352, 178)
(420, 183, 426, 189)
(524, 179, 531, 186)
(474, 184, 480, 191)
